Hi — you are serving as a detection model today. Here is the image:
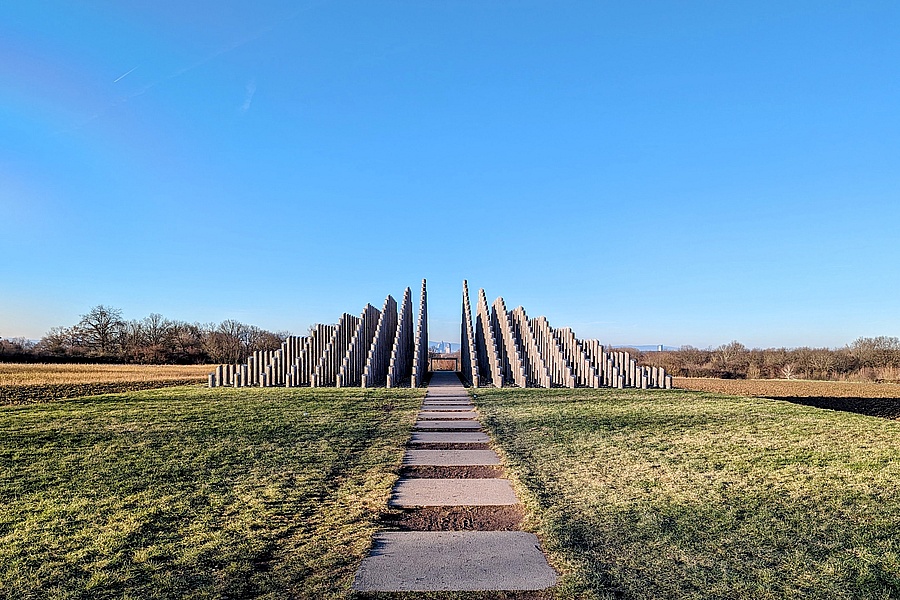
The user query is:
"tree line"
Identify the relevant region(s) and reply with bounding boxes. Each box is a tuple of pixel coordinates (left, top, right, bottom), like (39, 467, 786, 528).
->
(3, 309, 898, 380)
(639, 338, 900, 382)
(0, 305, 288, 364)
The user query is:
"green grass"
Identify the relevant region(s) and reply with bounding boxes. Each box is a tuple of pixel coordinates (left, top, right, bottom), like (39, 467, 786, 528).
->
(474, 388, 900, 600)
(0, 385, 423, 599)
(6, 384, 900, 600)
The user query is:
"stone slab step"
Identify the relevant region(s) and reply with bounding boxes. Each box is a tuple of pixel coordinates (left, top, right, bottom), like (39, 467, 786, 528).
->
(416, 410, 478, 420)
(352, 531, 558, 591)
(419, 404, 474, 411)
(390, 478, 517, 506)
(415, 420, 482, 430)
(403, 449, 500, 466)
(409, 431, 490, 444)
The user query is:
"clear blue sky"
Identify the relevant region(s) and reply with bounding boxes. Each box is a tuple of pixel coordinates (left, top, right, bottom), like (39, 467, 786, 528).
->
(2, 1, 899, 349)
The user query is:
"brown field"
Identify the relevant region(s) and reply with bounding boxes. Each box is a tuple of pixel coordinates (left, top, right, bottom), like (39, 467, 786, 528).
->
(0, 363, 211, 386)
(0, 363, 212, 405)
(675, 377, 900, 398)
(676, 377, 900, 420)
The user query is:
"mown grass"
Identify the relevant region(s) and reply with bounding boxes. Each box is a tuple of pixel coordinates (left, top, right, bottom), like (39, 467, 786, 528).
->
(474, 388, 900, 600)
(0, 385, 423, 599)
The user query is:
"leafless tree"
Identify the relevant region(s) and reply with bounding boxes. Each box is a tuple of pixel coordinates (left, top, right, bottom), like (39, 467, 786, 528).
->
(77, 305, 125, 357)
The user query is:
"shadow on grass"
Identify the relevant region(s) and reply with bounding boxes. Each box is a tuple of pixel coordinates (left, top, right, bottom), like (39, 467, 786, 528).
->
(769, 396, 900, 420)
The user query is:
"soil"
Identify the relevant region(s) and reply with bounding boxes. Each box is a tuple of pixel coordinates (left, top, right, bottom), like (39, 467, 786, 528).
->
(0, 380, 202, 405)
(382, 505, 525, 531)
(407, 442, 491, 450)
(676, 377, 900, 420)
(675, 377, 900, 398)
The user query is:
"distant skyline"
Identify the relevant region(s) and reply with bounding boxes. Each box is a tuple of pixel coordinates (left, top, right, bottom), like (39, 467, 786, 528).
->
(2, 1, 899, 350)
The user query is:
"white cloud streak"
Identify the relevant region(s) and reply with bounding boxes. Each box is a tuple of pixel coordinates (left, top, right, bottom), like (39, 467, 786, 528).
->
(113, 66, 137, 82)
(240, 79, 257, 113)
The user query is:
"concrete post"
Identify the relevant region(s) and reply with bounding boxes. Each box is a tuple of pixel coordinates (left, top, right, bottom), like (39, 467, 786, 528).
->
(363, 295, 398, 387)
(460, 280, 480, 387)
(491, 296, 526, 387)
(476, 288, 504, 388)
(412, 279, 429, 388)
(339, 303, 381, 388)
(387, 287, 414, 388)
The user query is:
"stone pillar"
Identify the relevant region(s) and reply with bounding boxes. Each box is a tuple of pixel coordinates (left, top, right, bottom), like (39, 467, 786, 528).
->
(362, 295, 398, 387)
(460, 280, 480, 387)
(338, 303, 381, 388)
(532, 317, 575, 388)
(510, 306, 551, 388)
(387, 288, 414, 388)
(475, 288, 503, 388)
(412, 279, 429, 388)
(314, 313, 360, 387)
(555, 328, 590, 387)
(491, 296, 526, 387)
(208, 373, 216, 388)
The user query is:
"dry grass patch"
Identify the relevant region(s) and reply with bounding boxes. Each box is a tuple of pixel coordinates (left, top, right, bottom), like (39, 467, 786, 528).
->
(0, 363, 212, 386)
(0, 364, 215, 405)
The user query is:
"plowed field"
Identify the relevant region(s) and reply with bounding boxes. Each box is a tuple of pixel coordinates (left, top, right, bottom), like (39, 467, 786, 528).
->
(676, 377, 900, 420)
(0, 363, 211, 404)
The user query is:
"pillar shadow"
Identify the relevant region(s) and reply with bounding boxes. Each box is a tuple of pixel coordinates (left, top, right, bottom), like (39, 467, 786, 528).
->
(768, 396, 900, 420)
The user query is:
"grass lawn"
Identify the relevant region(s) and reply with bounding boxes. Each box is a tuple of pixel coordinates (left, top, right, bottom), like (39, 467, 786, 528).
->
(0, 385, 423, 599)
(474, 387, 900, 600)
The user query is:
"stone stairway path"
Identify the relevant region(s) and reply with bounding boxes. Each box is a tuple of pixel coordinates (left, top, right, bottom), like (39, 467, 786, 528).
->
(352, 371, 558, 592)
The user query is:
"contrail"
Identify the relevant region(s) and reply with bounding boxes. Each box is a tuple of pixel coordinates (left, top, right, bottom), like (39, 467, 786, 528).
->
(57, 2, 325, 135)
(113, 67, 137, 83)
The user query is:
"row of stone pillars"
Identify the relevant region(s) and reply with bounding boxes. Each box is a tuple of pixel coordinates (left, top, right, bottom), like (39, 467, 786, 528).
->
(208, 280, 429, 388)
(460, 280, 673, 389)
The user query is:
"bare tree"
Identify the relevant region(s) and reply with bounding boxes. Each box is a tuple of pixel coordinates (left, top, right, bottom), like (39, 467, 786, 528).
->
(715, 341, 749, 377)
(77, 305, 125, 357)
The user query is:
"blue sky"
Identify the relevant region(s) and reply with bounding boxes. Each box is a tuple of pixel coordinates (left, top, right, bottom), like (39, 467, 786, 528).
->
(2, 1, 898, 349)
